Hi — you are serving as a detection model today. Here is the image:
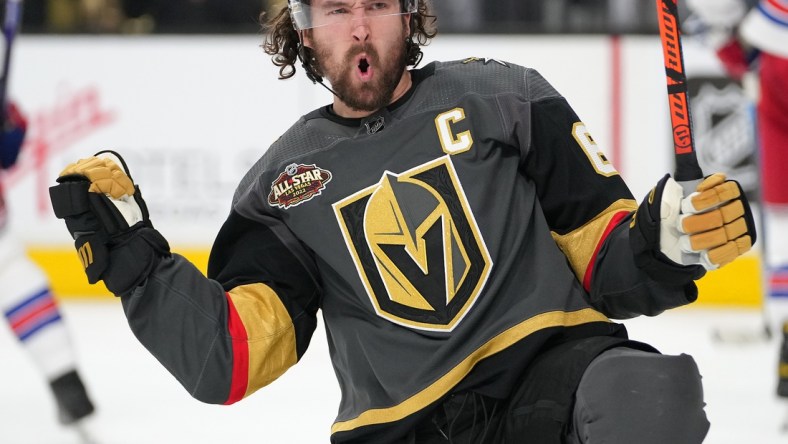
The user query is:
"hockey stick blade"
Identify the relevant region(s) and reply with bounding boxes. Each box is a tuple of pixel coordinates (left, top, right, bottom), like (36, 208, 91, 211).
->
(711, 322, 772, 344)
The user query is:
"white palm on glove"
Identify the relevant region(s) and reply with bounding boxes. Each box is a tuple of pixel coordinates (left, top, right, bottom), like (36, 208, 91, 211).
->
(659, 173, 753, 270)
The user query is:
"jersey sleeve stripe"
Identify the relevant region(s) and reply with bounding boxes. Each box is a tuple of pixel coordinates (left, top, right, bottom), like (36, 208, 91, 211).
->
(582, 210, 631, 291)
(550, 199, 637, 287)
(225, 283, 298, 402)
(223, 293, 250, 405)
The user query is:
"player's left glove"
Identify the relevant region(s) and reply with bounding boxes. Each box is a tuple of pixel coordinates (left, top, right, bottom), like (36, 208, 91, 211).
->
(0, 101, 27, 169)
(630, 173, 756, 284)
(49, 150, 170, 296)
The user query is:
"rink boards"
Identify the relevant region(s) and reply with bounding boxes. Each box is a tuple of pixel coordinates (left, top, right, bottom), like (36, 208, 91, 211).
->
(3, 34, 763, 307)
(25, 247, 763, 307)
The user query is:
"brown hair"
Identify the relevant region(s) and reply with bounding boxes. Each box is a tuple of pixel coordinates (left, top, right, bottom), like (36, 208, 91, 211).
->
(261, 1, 437, 80)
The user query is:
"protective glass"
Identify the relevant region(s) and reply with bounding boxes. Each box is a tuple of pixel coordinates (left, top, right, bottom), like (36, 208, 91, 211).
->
(289, 0, 418, 31)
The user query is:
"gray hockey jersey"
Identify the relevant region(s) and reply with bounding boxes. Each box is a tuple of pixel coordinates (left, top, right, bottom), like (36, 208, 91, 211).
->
(121, 59, 697, 443)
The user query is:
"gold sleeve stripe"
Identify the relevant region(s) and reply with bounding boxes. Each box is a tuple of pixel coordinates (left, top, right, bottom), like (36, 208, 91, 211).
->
(550, 199, 637, 286)
(330, 308, 610, 434)
(227, 283, 298, 399)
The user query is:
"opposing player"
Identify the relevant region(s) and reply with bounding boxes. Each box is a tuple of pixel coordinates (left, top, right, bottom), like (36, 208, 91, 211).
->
(1, 101, 96, 429)
(49, 1, 755, 442)
(687, 0, 788, 397)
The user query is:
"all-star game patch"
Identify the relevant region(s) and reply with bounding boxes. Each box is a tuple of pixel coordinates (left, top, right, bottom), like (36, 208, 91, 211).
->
(268, 163, 333, 209)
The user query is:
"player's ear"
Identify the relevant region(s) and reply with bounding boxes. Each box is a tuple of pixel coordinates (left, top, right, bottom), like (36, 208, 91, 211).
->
(301, 29, 313, 49)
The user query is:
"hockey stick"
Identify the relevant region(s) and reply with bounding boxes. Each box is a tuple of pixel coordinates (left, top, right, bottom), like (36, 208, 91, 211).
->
(656, 0, 704, 194)
(0, 0, 23, 122)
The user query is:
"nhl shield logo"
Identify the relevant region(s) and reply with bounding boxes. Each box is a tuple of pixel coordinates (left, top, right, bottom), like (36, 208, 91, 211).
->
(333, 156, 492, 332)
(268, 163, 333, 209)
(688, 78, 758, 193)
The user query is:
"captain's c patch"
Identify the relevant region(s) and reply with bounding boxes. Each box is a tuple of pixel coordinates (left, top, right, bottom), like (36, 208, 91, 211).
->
(268, 163, 333, 209)
(333, 156, 492, 332)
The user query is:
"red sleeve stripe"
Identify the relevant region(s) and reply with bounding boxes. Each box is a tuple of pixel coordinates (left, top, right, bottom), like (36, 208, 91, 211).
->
(582, 210, 630, 291)
(223, 292, 250, 405)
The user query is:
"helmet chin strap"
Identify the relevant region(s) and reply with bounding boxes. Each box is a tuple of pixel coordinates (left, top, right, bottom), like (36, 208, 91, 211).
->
(295, 32, 417, 114)
(297, 31, 341, 99)
(294, 30, 423, 110)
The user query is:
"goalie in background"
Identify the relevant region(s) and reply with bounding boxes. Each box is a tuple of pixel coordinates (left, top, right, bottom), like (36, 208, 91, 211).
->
(686, 0, 788, 397)
(0, 101, 98, 435)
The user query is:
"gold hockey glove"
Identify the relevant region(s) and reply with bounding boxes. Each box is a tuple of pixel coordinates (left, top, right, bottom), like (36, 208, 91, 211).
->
(630, 173, 756, 284)
(662, 173, 755, 269)
(49, 150, 169, 296)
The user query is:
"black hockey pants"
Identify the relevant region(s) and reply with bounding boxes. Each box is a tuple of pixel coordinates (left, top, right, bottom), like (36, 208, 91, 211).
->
(408, 346, 709, 443)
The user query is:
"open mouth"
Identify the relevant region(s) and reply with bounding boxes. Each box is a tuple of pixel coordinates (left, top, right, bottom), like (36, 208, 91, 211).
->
(356, 55, 372, 80)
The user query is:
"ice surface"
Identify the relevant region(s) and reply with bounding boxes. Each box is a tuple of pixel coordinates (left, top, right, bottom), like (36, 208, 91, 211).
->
(0, 301, 784, 443)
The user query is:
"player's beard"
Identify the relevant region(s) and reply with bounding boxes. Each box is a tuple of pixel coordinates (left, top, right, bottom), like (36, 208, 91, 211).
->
(315, 33, 408, 113)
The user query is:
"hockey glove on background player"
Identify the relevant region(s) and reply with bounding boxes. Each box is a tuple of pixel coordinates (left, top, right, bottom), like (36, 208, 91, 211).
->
(49, 150, 170, 297)
(686, 0, 747, 48)
(630, 173, 756, 284)
(0, 102, 27, 169)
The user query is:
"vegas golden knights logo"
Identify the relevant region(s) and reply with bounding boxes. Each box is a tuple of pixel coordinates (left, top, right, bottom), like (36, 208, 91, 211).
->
(77, 242, 93, 269)
(334, 156, 492, 331)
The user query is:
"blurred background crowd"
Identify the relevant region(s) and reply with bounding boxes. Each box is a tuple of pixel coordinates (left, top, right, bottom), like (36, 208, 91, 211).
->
(17, 0, 703, 35)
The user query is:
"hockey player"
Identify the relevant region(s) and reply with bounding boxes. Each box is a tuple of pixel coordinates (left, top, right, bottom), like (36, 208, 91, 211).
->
(0, 101, 97, 429)
(48, 1, 755, 442)
(686, 0, 788, 398)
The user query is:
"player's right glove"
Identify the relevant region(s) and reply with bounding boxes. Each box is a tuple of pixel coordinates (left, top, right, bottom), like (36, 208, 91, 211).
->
(630, 173, 756, 284)
(49, 150, 170, 297)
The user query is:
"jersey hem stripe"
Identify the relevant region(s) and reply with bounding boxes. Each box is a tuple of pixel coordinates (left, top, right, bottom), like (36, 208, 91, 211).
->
(330, 308, 610, 435)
